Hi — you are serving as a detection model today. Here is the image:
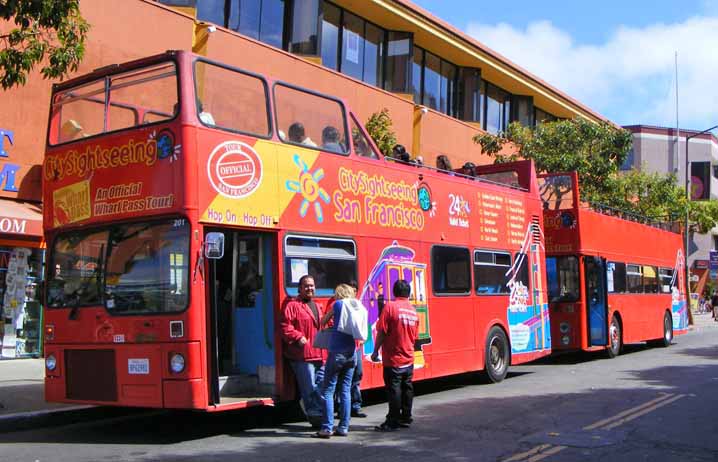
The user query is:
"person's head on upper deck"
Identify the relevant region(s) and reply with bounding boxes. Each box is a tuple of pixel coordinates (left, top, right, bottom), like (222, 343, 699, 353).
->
(322, 126, 340, 144)
(436, 155, 452, 171)
(392, 144, 410, 162)
(288, 122, 306, 143)
(461, 162, 476, 177)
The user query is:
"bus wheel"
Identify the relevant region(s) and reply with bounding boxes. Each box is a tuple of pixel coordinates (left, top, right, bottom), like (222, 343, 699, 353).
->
(651, 311, 673, 348)
(606, 316, 622, 358)
(484, 326, 510, 383)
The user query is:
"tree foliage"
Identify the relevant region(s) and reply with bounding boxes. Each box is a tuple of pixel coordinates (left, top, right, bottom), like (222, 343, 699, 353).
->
(365, 108, 397, 158)
(474, 118, 718, 233)
(0, 0, 89, 89)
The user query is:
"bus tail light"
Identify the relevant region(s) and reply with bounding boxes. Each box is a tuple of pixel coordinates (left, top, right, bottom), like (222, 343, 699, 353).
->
(169, 353, 185, 373)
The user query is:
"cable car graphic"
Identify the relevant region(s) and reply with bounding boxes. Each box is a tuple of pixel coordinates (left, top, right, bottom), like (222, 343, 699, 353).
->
(360, 241, 431, 368)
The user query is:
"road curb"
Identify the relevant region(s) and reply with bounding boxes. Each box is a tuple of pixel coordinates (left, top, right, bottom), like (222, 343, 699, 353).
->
(0, 406, 140, 434)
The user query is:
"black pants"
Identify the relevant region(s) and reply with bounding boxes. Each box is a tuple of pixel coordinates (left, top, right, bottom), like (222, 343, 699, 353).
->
(383, 365, 414, 426)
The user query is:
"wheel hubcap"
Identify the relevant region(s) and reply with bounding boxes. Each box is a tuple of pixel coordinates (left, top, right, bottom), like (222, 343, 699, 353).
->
(610, 322, 619, 351)
(490, 337, 504, 372)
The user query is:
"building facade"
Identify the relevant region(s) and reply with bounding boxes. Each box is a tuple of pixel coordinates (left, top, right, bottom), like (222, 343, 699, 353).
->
(0, 0, 610, 359)
(623, 125, 718, 295)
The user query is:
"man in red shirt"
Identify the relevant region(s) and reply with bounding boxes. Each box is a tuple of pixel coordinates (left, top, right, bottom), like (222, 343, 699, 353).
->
(371, 279, 419, 432)
(279, 275, 325, 426)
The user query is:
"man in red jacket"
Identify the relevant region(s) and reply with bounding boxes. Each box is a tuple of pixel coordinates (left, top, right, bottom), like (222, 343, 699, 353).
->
(280, 275, 325, 426)
(371, 279, 419, 432)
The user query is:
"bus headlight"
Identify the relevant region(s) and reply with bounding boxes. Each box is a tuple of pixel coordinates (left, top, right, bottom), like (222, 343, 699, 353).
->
(560, 322, 570, 334)
(46, 354, 57, 371)
(169, 353, 185, 373)
(561, 335, 570, 346)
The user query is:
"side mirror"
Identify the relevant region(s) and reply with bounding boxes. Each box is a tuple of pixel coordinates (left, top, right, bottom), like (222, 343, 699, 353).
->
(204, 232, 225, 259)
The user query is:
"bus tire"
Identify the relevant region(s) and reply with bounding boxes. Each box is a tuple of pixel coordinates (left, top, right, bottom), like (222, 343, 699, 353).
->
(650, 311, 673, 348)
(484, 326, 510, 383)
(606, 315, 622, 358)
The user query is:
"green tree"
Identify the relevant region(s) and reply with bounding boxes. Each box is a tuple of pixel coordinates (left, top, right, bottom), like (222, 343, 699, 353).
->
(474, 118, 718, 233)
(0, 0, 89, 89)
(365, 108, 397, 157)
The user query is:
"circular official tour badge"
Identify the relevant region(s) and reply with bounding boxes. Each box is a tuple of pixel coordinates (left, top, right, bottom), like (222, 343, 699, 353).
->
(207, 141, 263, 198)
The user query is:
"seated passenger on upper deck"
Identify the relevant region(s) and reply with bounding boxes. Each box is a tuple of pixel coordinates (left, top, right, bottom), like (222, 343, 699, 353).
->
(392, 144, 411, 163)
(321, 126, 344, 152)
(287, 122, 317, 147)
(198, 102, 216, 125)
(436, 154, 453, 172)
(459, 162, 476, 178)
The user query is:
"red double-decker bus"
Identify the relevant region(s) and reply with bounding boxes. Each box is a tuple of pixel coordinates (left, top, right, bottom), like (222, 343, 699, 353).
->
(42, 51, 551, 411)
(540, 172, 688, 358)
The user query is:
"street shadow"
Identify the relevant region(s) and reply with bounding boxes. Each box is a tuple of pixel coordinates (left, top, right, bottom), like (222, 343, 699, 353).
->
(675, 345, 718, 359)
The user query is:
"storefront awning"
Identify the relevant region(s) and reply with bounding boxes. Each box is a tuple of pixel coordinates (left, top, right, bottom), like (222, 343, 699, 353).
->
(0, 199, 43, 238)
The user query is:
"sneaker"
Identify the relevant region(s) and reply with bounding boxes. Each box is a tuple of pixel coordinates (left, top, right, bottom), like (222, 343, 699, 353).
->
(333, 429, 349, 437)
(374, 422, 400, 432)
(313, 430, 332, 439)
(351, 410, 367, 418)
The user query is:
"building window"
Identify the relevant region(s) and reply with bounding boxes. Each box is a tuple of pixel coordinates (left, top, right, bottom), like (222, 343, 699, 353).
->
(534, 107, 557, 125)
(194, 0, 284, 48)
(319, 3, 386, 87)
(288, 0, 321, 55)
(485, 81, 510, 134)
(620, 147, 635, 171)
(412, 46, 459, 117)
(691, 161, 711, 200)
(384, 31, 412, 93)
(511, 95, 534, 127)
(459, 68, 482, 123)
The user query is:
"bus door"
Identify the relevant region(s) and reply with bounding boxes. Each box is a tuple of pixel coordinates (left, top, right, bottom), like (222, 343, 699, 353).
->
(584, 256, 608, 346)
(205, 229, 276, 406)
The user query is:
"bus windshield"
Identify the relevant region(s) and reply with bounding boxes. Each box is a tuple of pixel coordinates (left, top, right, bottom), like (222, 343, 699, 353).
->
(47, 219, 190, 314)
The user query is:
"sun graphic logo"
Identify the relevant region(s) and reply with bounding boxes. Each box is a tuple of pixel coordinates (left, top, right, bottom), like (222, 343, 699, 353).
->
(207, 141, 263, 198)
(285, 154, 330, 223)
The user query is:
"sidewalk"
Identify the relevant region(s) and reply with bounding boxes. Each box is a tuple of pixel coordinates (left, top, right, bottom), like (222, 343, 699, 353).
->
(0, 357, 92, 432)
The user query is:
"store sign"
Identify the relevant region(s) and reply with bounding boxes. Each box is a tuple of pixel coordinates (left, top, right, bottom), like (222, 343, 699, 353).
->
(694, 259, 710, 269)
(0, 129, 21, 192)
(710, 250, 718, 280)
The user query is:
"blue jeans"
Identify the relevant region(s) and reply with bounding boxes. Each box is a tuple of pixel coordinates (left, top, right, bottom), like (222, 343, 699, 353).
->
(319, 351, 356, 433)
(290, 360, 324, 418)
(351, 348, 363, 412)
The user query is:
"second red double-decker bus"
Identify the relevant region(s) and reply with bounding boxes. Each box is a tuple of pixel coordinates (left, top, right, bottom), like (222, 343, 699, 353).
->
(540, 172, 688, 357)
(42, 51, 552, 412)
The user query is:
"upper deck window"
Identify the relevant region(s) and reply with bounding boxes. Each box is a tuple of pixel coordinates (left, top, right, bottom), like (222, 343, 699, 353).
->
(538, 175, 575, 211)
(194, 61, 271, 137)
(49, 62, 178, 145)
(275, 83, 348, 155)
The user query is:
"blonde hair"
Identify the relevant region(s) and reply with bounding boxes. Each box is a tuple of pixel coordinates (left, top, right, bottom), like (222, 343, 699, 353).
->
(334, 283, 355, 300)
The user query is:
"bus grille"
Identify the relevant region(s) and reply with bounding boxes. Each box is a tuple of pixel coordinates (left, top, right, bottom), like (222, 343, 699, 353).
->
(65, 350, 118, 402)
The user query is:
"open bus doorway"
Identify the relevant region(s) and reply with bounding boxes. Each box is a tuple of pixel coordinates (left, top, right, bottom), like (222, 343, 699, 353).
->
(584, 256, 608, 348)
(206, 229, 276, 406)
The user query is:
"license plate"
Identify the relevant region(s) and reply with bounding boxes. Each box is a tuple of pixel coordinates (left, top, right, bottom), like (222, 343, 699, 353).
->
(128, 358, 150, 375)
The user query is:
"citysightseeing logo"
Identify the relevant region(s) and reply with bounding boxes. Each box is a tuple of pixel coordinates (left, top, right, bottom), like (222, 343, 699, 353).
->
(207, 141, 263, 199)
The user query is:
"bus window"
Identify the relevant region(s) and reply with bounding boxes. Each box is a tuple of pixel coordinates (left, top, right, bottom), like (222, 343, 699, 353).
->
(350, 115, 379, 159)
(48, 229, 109, 308)
(659, 268, 673, 293)
(108, 62, 177, 131)
(51, 79, 106, 143)
(608, 261, 626, 293)
(643, 265, 659, 293)
(546, 256, 579, 302)
(432, 246, 470, 295)
(104, 220, 190, 314)
(474, 250, 511, 295)
(274, 83, 348, 155)
(194, 61, 270, 136)
(626, 264, 643, 293)
(513, 252, 530, 289)
(538, 175, 574, 210)
(284, 235, 356, 296)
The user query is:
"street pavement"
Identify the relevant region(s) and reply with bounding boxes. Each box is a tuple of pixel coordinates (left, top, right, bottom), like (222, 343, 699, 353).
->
(0, 312, 716, 461)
